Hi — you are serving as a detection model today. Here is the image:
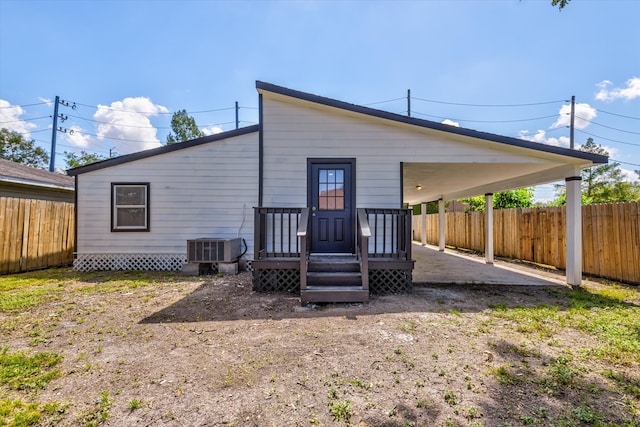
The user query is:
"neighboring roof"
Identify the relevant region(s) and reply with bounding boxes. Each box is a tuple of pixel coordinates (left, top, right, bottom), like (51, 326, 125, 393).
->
(0, 158, 74, 190)
(68, 125, 259, 176)
(256, 81, 609, 165)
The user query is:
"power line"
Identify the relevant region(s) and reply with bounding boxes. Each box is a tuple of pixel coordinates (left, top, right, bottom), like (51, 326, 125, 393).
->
(364, 97, 405, 106)
(69, 129, 164, 144)
(67, 113, 172, 129)
(611, 159, 640, 168)
(575, 129, 640, 147)
(0, 101, 50, 109)
(598, 109, 640, 121)
(412, 110, 558, 124)
(73, 101, 237, 115)
(0, 115, 51, 124)
(575, 116, 640, 135)
(412, 97, 566, 107)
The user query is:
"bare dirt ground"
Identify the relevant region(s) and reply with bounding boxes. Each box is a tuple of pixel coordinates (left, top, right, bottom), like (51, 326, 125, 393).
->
(1, 264, 639, 426)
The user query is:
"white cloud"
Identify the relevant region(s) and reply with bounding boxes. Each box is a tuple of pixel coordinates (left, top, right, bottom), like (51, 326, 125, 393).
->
(550, 103, 597, 130)
(65, 125, 94, 148)
(620, 168, 638, 183)
(441, 119, 460, 127)
(518, 129, 570, 147)
(202, 125, 223, 136)
(38, 97, 53, 107)
(93, 97, 168, 154)
(0, 99, 37, 137)
(595, 77, 640, 102)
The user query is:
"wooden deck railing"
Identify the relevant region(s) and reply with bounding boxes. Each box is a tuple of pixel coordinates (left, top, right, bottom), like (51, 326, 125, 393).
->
(254, 207, 412, 262)
(254, 207, 304, 259)
(363, 208, 412, 259)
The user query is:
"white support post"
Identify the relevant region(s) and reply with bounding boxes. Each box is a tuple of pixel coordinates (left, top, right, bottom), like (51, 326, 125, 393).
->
(566, 176, 583, 286)
(421, 202, 427, 246)
(438, 199, 445, 251)
(485, 193, 494, 264)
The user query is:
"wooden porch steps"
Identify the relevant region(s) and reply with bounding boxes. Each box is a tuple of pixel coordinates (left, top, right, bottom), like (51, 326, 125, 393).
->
(301, 286, 369, 303)
(306, 271, 362, 286)
(301, 255, 368, 303)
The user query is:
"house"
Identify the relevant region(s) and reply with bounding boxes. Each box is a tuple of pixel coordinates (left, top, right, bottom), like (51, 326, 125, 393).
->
(68, 81, 608, 302)
(0, 158, 75, 202)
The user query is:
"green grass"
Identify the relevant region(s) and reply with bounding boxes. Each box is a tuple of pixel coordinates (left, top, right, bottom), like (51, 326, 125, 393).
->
(0, 347, 62, 391)
(79, 391, 112, 427)
(490, 364, 525, 385)
(490, 282, 640, 365)
(0, 399, 68, 427)
(328, 400, 352, 422)
(0, 268, 194, 312)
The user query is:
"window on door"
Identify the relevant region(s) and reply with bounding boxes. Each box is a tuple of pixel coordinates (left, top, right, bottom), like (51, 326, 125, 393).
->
(318, 169, 344, 210)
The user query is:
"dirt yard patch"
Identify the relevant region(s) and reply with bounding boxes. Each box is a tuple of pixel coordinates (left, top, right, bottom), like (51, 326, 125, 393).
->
(1, 266, 638, 426)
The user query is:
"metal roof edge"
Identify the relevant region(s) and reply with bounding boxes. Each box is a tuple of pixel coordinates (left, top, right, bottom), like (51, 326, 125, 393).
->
(255, 81, 608, 165)
(68, 124, 260, 176)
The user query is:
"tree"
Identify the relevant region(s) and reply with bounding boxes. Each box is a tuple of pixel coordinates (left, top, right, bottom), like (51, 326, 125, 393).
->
(552, 138, 640, 204)
(459, 188, 535, 212)
(551, 0, 570, 10)
(459, 195, 486, 212)
(0, 128, 49, 169)
(64, 150, 107, 169)
(493, 188, 534, 209)
(166, 110, 203, 144)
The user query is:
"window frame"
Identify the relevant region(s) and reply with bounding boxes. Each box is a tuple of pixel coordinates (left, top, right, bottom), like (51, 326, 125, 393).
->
(111, 182, 150, 232)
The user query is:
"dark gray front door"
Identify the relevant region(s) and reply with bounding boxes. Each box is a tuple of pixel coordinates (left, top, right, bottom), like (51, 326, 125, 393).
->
(308, 159, 355, 253)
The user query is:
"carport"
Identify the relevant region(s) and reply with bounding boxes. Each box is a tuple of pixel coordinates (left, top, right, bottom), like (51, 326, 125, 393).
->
(400, 128, 608, 286)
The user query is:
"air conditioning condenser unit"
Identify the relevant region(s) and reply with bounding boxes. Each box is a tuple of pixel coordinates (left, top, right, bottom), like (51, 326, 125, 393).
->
(187, 238, 242, 263)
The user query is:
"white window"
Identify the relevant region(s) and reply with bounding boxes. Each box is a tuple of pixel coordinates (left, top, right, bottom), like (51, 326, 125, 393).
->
(111, 183, 149, 231)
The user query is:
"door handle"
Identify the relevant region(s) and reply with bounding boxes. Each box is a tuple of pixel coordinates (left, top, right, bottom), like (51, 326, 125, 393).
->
(312, 206, 316, 216)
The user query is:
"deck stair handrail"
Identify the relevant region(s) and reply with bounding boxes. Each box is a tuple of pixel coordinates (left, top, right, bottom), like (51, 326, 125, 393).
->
(356, 208, 371, 291)
(254, 207, 303, 259)
(297, 207, 311, 291)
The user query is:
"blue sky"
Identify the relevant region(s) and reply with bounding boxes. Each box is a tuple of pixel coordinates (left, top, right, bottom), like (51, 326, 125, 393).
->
(1, 0, 638, 202)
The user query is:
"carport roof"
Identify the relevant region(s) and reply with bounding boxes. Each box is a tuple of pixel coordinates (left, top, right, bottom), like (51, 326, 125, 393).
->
(256, 81, 607, 165)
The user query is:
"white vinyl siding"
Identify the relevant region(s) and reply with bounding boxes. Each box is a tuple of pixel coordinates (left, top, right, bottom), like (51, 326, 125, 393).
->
(76, 132, 258, 257)
(260, 97, 553, 210)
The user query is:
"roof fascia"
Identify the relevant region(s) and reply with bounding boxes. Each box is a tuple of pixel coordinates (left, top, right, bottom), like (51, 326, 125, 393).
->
(68, 124, 259, 176)
(0, 178, 75, 192)
(0, 176, 75, 191)
(256, 81, 608, 165)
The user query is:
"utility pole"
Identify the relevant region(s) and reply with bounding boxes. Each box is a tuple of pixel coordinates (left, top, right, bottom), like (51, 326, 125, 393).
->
(49, 96, 60, 172)
(570, 95, 575, 149)
(235, 101, 239, 129)
(407, 89, 411, 117)
(49, 97, 75, 171)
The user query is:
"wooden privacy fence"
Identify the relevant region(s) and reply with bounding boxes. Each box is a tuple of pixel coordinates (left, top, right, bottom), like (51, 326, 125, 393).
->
(0, 197, 75, 274)
(413, 202, 640, 284)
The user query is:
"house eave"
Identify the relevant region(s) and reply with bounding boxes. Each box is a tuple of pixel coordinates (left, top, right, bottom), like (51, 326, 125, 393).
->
(0, 176, 75, 192)
(256, 81, 608, 166)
